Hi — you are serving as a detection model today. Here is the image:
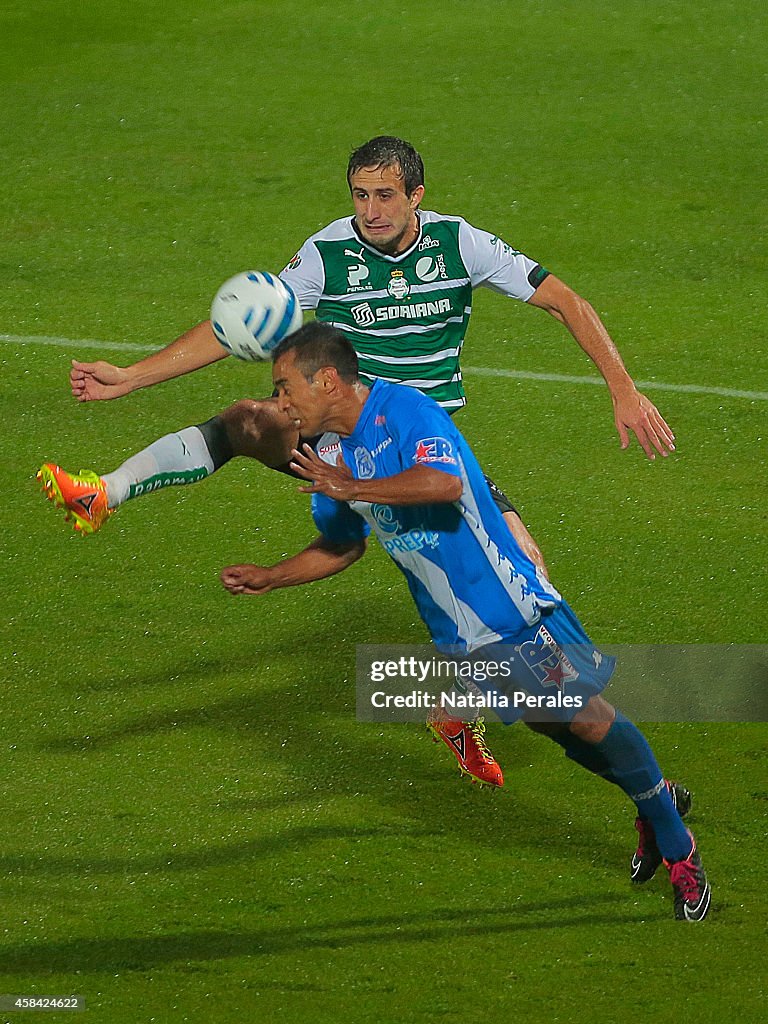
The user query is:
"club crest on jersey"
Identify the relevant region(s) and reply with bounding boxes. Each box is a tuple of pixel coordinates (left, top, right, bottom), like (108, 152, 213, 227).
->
(413, 437, 457, 466)
(518, 625, 579, 690)
(387, 270, 410, 300)
(354, 446, 375, 479)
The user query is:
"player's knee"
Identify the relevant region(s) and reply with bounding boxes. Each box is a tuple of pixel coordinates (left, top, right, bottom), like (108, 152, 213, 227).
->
(216, 398, 296, 464)
(219, 399, 276, 450)
(569, 696, 615, 744)
(221, 399, 265, 435)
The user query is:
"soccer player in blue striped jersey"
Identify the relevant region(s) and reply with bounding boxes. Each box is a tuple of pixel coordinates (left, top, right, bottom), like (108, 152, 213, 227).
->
(45, 135, 676, 787)
(219, 323, 711, 922)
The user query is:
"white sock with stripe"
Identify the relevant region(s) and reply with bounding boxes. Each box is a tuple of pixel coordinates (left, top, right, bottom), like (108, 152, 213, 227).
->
(102, 426, 215, 508)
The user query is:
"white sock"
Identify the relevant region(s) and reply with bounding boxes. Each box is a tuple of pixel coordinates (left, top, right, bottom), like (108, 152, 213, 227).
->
(103, 426, 216, 508)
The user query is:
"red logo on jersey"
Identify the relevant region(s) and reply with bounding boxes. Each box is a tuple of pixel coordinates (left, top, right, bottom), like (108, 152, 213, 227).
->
(413, 437, 456, 465)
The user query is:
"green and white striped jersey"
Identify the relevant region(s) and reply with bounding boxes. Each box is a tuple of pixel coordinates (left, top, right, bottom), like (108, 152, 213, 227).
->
(279, 210, 548, 410)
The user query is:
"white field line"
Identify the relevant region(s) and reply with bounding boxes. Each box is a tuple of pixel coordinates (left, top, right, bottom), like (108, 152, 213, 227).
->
(462, 366, 768, 402)
(2, 333, 766, 402)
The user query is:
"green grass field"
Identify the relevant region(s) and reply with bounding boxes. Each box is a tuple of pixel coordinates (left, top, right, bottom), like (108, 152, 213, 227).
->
(1, 2, 766, 1021)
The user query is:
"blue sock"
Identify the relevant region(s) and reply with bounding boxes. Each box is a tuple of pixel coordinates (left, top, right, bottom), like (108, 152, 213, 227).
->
(592, 711, 692, 862)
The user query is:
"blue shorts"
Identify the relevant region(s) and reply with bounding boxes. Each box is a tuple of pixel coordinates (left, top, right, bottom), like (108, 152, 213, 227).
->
(464, 600, 616, 725)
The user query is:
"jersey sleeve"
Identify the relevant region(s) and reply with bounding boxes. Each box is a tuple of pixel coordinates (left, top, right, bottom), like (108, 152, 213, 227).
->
(458, 218, 549, 300)
(279, 238, 325, 310)
(311, 493, 370, 543)
(388, 390, 464, 482)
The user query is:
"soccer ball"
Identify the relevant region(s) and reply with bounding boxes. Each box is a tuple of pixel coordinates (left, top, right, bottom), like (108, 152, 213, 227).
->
(210, 270, 303, 361)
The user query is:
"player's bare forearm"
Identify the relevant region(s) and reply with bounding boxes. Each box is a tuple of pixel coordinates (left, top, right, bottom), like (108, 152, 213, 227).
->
(345, 465, 462, 504)
(70, 320, 228, 401)
(220, 536, 366, 596)
(290, 447, 463, 504)
(126, 320, 229, 390)
(530, 275, 633, 392)
(528, 275, 675, 458)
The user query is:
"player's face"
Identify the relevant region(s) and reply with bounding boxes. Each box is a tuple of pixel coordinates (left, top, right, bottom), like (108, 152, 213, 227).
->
(349, 164, 424, 255)
(273, 352, 328, 435)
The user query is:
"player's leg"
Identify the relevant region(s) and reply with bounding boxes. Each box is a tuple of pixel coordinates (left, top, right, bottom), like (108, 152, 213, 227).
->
(38, 398, 297, 533)
(565, 696, 710, 920)
(483, 475, 549, 579)
(511, 600, 709, 920)
(523, 716, 691, 823)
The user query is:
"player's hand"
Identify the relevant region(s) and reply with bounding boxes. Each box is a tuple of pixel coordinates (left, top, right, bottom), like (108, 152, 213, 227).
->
(289, 444, 358, 500)
(70, 359, 134, 402)
(612, 388, 676, 460)
(220, 564, 276, 595)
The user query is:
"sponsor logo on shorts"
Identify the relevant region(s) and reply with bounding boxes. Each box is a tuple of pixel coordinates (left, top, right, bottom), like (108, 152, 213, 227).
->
(518, 624, 579, 689)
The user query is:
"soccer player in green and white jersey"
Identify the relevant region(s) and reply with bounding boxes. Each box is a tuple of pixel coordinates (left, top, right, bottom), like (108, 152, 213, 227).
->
(39, 136, 675, 787)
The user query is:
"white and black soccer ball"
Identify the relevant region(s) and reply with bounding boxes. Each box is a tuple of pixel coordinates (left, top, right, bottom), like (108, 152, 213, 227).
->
(210, 270, 303, 361)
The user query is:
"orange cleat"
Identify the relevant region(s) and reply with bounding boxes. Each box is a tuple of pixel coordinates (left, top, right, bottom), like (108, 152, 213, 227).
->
(37, 463, 113, 535)
(427, 707, 504, 788)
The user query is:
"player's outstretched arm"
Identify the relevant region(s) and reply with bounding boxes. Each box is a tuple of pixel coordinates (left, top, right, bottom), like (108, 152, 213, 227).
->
(70, 319, 229, 402)
(220, 536, 367, 596)
(290, 446, 463, 504)
(528, 276, 676, 460)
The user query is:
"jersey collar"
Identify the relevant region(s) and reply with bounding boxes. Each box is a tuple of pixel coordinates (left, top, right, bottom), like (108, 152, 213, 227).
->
(350, 213, 423, 263)
(348, 379, 386, 443)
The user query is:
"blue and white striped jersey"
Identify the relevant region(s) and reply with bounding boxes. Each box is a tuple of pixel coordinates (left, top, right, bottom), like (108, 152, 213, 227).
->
(311, 379, 561, 653)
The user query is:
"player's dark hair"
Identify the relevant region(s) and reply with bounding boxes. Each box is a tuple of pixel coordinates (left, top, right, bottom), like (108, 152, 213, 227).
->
(272, 322, 359, 384)
(347, 135, 424, 197)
